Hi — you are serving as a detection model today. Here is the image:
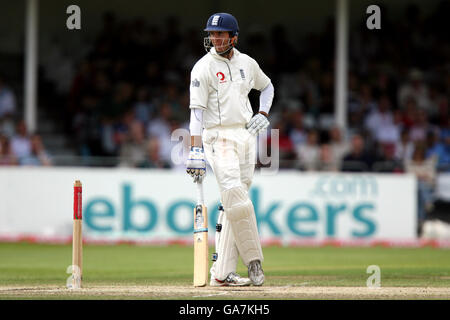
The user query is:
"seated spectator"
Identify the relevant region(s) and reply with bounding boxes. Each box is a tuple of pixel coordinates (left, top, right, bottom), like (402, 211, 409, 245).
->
(20, 134, 52, 166)
(118, 120, 147, 167)
(266, 120, 296, 169)
(32, 6, 450, 173)
(427, 129, 450, 172)
(0, 134, 18, 165)
(357, 83, 377, 113)
(341, 133, 374, 172)
(328, 126, 350, 168)
(376, 113, 401, 146)
(113, 109, 136, 154)
(398, 69, 431, 113)
(427, 85, 444, 120)
(0, 115, 15, 137)
(138, 136, 171, 168)
(404, 142, 437, 225)
(434, 96, 448, 128)
(364, 94, 399, 145)
(288, 109, 306, 149)
(0, 76, 17, 119)
(10, 120, 31, 161)
(400, 96, 418, 129)
(425, 129, 440, 157)
(0, 76, 17, 139)
(372, 71, 397, 105)
(348, 83, 377, 132)
(134, 86, 155, 125)
(317, 72, 334, 114)
(395, 128, 414, 162)
(296, 129, 320, 171)
(373, 143, 403, 172)
(409, 109, 430, 143)
(147, 102, 174, 163)
(317, 143, 339, 171)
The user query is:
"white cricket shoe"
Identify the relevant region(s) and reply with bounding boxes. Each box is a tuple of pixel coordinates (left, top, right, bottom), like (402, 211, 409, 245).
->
(210, 272, 252, 287)
(248, 260, 264, 286)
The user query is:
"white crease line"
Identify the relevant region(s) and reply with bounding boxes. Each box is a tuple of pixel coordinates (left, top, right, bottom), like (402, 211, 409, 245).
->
(278, 282, 310, 287)
(193, 291, 229, 298)
(298, 282, 310, 286)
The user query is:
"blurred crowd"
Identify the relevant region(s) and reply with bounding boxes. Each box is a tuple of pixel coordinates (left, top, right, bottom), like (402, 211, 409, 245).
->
(0, 76, 52, 166)
(64, 14, 194, 169)
(0, 3, 449, 184)
(60, 3, 449, 174)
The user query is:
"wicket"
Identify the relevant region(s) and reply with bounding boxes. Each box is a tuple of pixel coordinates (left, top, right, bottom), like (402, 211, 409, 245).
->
(71, 180, 83, 289)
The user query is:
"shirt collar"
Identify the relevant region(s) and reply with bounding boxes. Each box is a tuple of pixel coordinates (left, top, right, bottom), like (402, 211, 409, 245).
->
(209, 47, 240, 61)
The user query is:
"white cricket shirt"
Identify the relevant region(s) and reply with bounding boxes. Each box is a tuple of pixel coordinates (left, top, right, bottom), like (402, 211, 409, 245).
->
(189, 47, 271, 129)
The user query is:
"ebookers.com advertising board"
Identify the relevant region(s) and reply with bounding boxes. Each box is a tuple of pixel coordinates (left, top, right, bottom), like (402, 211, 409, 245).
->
(0, 168, 417, 243)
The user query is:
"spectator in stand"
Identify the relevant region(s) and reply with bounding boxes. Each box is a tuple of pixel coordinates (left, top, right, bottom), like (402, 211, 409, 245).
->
(359, 83, 377, 111)
(398, 69, 431, 113)
(328, 126, 350, 169)
(118, 120, 147, 167)
(0, 76, 17, 138)
(348, 83, 377, 132)
(0, 76, 17, 119)
(161, 82, 182, 117)
(266, 120, 296, 169)
(147, 102, 174, 164)
(435, 135, 450, 172)
(395, 128, 414, 162)
(317, 143, 339, 171)
(427, 85, 443, 121)
(0, 134, 17, 165)
(364, 94, 398, 145)
(404, 142, 437, 226)
(53, 4, 450, 171)
(400, 96, 418, 130)
(113, 109, 136, 154)
(10, 120, 31, 162)
(296, 129, 320, 171)
(409, 108, 430, 143)
(372, 71, 398, 105)
(20, 134, 52, 166)
(101, 82, 135, 156)
(374, 143, 403, 173)
(341, 133, 374, 172)
(427, 123, 450, 172)
(434, 95, 448, 128)
(438, 116, 450, 143)
(288, 109, 307, 149)
(425, 129, 440, 158)
(317, 71, 334, 115)
(0, 115, 15, 138)
(134, 86, 155, 125)
(138, 136, 171, 169)
(392, 108, 405, 132)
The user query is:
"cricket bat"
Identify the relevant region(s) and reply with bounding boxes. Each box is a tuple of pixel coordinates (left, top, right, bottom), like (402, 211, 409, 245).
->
(72, 180, 83, 289)
(193, 181, 208, 287)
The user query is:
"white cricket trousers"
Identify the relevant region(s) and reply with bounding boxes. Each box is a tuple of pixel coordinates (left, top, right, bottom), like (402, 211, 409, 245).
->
(202, 124, 263, 281)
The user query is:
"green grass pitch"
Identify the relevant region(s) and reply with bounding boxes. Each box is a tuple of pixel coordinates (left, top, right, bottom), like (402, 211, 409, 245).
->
(0, 242, 449, 299)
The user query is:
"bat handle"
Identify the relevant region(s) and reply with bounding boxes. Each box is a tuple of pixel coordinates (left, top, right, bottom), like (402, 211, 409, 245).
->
(196, 180, 204, 205)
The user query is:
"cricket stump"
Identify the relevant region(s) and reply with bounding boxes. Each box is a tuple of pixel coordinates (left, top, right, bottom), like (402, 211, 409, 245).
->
(72, 180, 82, 289)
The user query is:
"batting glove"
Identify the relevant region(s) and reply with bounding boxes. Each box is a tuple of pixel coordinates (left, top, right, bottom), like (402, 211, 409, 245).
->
(186, 146, 206, 183)
(246, 113, 270, 135)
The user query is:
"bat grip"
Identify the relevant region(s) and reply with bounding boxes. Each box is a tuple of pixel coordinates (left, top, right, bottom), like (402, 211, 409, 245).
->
(196, 181, 204, 205)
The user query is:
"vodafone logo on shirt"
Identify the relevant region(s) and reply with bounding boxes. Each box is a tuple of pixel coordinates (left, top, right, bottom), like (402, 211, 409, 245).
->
(216, 72, 226, 83)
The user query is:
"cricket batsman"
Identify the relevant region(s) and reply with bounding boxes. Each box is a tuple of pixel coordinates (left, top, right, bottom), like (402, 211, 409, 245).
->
(186, 13, 274, 286)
